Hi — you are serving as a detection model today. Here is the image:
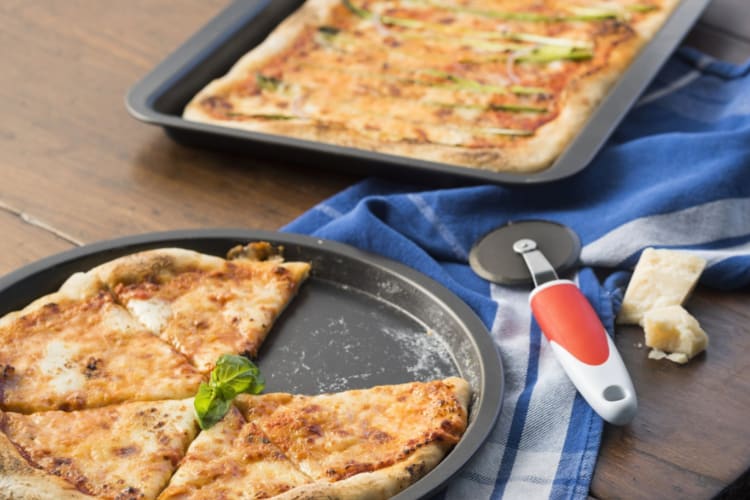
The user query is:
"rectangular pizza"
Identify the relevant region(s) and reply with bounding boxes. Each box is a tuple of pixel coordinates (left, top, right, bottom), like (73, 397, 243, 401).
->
(184, 0, 680, 174)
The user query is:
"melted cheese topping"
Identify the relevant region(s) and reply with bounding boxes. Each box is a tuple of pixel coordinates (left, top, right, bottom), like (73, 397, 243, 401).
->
(235, 378, 469, 482)
(126, 298, 173, 334)
(196, 0, 672, 148)
(0, 293, 203, 413)
(40, 340, 86, 395)
(1, 399, 198, 498)
(159, 406, 312, 499)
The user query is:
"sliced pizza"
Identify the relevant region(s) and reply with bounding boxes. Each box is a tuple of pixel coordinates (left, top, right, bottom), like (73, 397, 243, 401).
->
(0, 237, 472, 499)
(232, 377, 470, 499)
(92, 242, 311, 373)
(0, 398, 198, 500)
(157, 406, 313, 500)
(0, 271, 203, 413)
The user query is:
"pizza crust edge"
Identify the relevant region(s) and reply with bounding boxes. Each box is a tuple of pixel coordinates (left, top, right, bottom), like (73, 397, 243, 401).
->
(0, 428, 91, 500)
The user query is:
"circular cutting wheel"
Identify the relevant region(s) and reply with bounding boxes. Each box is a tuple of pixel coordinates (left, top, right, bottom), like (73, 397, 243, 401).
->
(469, 220, 581, 285)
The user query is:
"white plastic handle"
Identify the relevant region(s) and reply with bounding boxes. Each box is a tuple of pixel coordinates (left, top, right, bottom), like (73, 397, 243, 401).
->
(530, 280, 637, 425)
(549, 336, 637, 425)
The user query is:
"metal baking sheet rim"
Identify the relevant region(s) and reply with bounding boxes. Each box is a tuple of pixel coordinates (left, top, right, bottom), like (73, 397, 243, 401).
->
(0, 228, 504, 500)
(126, 0, 711, 185)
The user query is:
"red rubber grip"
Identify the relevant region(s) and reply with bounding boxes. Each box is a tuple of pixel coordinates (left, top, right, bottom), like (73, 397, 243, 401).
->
(530, 281, 609, 365)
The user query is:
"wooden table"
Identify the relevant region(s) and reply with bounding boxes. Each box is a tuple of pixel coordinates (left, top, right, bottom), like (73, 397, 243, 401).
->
(1, 1, 748, 498)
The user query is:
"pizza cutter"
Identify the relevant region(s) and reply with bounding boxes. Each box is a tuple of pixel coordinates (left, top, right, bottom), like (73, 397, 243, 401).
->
(469, 220, 637, 425)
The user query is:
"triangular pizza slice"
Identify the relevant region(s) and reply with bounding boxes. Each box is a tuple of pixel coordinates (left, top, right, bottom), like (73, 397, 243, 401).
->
(0, 398, 198, 499)
(158, 406, 313, 499)
(93, 242, 310, 373)
(233, 377, 470, 499)
(0, 272, 203, 413)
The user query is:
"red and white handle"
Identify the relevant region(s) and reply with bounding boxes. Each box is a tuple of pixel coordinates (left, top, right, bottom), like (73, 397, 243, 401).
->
(530, 279, 637, 425)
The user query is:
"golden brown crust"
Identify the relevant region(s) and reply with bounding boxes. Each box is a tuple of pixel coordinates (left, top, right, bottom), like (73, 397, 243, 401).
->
(0, 428, 91, 500)
(272, 441, 451, 500)
(90, 248, 226, 289)
(184, 0, 681, 173)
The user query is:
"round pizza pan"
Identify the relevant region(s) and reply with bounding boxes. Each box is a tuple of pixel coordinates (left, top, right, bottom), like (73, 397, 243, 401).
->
(0, 229, 503, 500)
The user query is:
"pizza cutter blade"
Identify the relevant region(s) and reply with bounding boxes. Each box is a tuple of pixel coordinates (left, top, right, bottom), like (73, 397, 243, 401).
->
(469, 220, 637, 426)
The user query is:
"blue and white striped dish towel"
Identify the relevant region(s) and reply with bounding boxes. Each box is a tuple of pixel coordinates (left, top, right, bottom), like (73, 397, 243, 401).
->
(283, 47, 750, 499)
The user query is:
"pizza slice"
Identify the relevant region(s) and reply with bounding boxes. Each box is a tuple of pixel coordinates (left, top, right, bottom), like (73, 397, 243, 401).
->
(0, 271, 203, 413)
(157, 406, 314, 499)
(92, 242, 311, 373)
(0, 398, 198, 500)
(232, 377, 470, 499)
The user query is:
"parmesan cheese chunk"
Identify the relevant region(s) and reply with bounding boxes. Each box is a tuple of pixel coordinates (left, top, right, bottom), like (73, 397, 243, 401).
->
(617, 248, 706, 325)
(643, 305, 708, 362)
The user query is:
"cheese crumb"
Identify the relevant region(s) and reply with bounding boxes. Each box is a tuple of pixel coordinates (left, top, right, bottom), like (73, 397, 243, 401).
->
(617, 248, 706, 325)
(667, 352, 689, 364)
(647, 348, 667, 360)
(643, 305, 708, 361)
(648, 348, 690, 364)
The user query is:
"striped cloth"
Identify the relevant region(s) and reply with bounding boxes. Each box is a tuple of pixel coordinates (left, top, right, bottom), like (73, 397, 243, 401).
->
(283, 47, 750, 499)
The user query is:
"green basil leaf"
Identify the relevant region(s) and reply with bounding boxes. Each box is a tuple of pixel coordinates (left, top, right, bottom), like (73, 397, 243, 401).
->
(194, 355, 266, 430)
(194, 382, 231, 430)
(210, 354, 265, 398)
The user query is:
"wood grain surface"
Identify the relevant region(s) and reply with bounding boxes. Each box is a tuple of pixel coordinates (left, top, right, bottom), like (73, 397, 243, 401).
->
(0, 1, 748, 499)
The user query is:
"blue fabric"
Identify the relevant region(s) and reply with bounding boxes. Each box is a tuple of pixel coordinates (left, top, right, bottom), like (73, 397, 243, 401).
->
(282, 47, 750, 499)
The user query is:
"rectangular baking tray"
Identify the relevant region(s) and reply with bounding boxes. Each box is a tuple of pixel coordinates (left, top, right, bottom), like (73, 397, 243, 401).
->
(126, 0, 711, 185)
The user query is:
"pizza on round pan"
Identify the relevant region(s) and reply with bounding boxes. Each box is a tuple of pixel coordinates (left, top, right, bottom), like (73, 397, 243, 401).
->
(0, 242, 471, 499)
